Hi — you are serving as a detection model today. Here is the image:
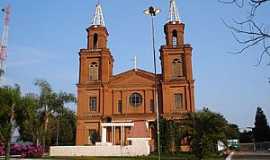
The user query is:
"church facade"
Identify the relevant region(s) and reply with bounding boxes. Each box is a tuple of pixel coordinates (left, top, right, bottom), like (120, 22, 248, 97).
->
(76, 0, 195, 149)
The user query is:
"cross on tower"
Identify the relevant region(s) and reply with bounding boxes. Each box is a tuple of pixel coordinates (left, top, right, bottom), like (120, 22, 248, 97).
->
(133, 56, 137, 71)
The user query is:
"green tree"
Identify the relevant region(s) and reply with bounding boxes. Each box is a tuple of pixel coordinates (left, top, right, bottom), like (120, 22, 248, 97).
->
(0, 85, 22, 160)
(59, 109, 76, 145)
(52, 91, 76, 145)
(158, 118, 187, 153)
(157, 109, 238, 158)
(158, 117, 168, 152)
(33, 80, 76, 148)
(16, 93, 43, 145)
(254, 107, 270, 142)
(239, 130, 253, 143)
(0, 69, 4, 78)
(34, 79, 54, 150)
(16, 80, 76, 149)
(0, 80, 76, 159)
(187, 108, 228, 160)
(49, 108, 77, 146)
(156, 118, 179, 153)
(225, 123, 240, 139)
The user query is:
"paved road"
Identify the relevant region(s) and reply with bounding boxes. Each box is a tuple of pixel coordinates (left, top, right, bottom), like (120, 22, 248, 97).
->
(230, 152, 270, 160)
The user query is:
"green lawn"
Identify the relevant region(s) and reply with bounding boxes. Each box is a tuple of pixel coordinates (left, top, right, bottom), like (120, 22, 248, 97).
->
(48, 153, 224, 160)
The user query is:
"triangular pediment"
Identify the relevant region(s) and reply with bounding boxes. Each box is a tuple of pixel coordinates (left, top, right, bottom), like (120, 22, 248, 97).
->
(109, 69, 155, 87)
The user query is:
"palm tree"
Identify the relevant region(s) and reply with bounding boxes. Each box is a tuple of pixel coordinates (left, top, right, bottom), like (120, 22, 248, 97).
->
(34, 80, 76, 149)
(0, 85, 22, 160)
(17, 93, 43, 146)
(34, 80, 53, 150)
(53, 91, 76, 145)
(185, 108, 228, 160)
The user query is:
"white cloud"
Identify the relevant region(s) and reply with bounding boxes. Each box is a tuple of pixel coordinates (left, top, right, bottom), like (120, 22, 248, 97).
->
(6, 45, 55, 68)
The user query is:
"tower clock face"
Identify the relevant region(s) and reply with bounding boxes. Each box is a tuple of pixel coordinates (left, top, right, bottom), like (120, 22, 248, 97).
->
(129, 93, 142, 107)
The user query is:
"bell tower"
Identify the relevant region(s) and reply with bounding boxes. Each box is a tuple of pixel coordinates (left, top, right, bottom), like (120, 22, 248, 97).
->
(87, 3, 107, 50)
(160, 0, 195, 116)
(76, 2, 114, 145)
(79, 3, 113, 84)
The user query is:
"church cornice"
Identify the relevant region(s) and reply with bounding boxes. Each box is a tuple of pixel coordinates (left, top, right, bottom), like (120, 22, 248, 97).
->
(161, 79, 195, 86)
(111, 113, 156, 120)
(79, 48, 111, 55)
(77, 113, 103, 120)
(110, 69, 156, 82)
(160, 44, 192, 51)
(77, 82, 103, 88)
(87, 25, 109, 35)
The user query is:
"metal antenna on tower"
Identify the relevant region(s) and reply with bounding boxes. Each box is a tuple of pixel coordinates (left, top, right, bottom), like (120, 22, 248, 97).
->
(0, 4, 11, 79)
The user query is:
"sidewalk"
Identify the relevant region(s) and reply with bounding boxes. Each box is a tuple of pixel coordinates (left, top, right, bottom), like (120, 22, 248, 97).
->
(234, 151, 270, 156)
(232, 151, 270, 159)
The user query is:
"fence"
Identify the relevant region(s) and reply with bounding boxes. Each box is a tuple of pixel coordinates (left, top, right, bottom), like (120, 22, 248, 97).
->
(240, 142, 270, 152)
(50, 138, 151, 157)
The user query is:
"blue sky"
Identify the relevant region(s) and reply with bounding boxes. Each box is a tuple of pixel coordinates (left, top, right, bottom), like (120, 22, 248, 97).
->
(0, 0, 269, 128)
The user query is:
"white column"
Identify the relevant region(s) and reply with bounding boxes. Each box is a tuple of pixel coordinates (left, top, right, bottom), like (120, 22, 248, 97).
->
(112, 126, 114, 144)
(121, 126, 124, 146)
(102, 127, 107, 143)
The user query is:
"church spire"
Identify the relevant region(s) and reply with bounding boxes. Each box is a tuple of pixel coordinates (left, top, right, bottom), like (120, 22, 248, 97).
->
(92, 2, 105, 26)
(168, 0, 180, 23)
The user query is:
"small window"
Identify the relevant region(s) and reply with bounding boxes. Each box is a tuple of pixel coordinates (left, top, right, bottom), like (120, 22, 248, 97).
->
(89, 62, 99, 81)
(150, 99, 154, 112)
(118, 100, 122, 113)
(172, 58, 184, 78)
(172, 30, 178, 47)
(174, 93, 183, 109)
(93, 33, 98, 49)
(89, 97, 97, 112)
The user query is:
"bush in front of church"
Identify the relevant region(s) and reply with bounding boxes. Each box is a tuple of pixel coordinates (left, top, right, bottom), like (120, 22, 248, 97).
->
(20, 144, 43, 158)
(0, 144, 43, 158)
(0, 144, 4, 156)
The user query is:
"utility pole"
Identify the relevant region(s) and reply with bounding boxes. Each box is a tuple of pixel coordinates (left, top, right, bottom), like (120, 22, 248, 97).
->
(144, 6, 161, 160)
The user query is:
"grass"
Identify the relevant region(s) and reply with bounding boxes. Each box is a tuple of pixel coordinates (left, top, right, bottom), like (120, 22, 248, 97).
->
(47, 153, 224, 160)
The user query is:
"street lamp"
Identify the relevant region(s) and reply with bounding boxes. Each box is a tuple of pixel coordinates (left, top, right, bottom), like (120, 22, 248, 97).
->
(144, 6, 161, 160)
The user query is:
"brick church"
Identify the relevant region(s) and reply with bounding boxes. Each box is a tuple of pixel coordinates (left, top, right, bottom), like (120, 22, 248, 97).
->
(76, 0, 195, 149)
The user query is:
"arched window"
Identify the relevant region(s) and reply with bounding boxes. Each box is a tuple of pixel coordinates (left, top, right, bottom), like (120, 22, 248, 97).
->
(172, 57, 184, 78)
(118, 100, 122, 113)
(174, 93, 183, 109)
(89, 62, 99, 80)
(89, 96, 97, 111)
(172, 30, 178, 47)
(93, 33, 98, 49)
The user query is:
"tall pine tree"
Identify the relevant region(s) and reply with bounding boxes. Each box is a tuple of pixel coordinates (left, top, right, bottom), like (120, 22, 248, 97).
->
(254, 107, 270, 142)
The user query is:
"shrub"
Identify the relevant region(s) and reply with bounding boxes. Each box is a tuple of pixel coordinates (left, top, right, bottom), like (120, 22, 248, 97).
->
(11, 144, 24, 155)
(22, 144, 43, 158)
(0, 145, 4, 156)
(0, 144, 43, 158)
